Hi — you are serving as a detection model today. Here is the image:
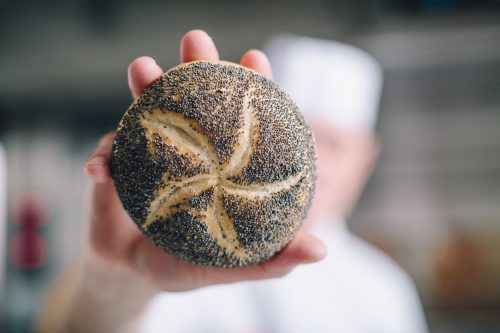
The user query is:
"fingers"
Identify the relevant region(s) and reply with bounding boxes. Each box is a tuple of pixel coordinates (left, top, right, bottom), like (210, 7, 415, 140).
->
(148, 232, 327, 291)
(180, 30, 219, 63)
(180, 30, 272, 80)
(129, 30, 219, 99)
(128, 30, 219, 99)
(240, 49, 273, 80)
(203, 232, 327, 286)
(129, 31, 271, 101)
(128, 56, 164, 99)
(85, 132, 116, 184)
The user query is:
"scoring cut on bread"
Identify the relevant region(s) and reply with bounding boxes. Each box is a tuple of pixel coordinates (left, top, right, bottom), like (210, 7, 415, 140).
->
(111, 60, 317, 267)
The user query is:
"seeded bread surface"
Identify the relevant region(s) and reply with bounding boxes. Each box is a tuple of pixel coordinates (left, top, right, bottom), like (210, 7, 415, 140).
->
(111, 60, 317, 267)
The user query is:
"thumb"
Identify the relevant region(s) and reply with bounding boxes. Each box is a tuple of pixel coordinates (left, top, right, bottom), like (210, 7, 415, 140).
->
(85, 132, 123, 223)
(85, 132, 115, 184)
(84, 133, 136, 248)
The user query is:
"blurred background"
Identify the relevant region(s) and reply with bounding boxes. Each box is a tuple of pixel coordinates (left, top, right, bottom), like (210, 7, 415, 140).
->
(1, 0, 500, 332)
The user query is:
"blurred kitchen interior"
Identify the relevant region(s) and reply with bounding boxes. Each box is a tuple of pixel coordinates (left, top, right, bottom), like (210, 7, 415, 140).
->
(1, 0, 500, 332)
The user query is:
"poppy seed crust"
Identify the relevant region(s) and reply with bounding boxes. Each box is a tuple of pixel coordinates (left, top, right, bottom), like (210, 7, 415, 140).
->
(111, 60, 317, 267)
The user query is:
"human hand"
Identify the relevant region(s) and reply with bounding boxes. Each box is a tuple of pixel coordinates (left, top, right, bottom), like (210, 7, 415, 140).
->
(84, 30, 327, 293)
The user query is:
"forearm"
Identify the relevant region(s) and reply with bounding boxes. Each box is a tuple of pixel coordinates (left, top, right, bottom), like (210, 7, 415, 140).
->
(39, 253, 158, 333)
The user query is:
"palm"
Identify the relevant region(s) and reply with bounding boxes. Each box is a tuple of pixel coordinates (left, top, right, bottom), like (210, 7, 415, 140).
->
(87, 174, 205, 290)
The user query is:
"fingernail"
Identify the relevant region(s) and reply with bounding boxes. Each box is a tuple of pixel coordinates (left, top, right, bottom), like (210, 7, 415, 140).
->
(192, 29, 212, 41)
(86, 155, 105, 167)
(84, 156, 109, 183)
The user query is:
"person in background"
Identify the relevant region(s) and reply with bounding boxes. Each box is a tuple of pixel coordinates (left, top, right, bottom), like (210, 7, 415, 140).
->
(39, 30, 428, 333)
(139, 33, 428, 333)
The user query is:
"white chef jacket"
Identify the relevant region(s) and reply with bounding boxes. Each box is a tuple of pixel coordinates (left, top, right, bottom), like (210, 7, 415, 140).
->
(140, 217, 428, 333)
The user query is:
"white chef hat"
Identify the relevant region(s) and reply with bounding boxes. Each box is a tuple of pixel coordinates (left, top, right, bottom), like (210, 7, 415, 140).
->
(263, 34, 383, 130)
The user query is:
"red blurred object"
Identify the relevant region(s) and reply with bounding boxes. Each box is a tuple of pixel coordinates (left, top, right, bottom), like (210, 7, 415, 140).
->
(9, 229, 48, 270)
(11, 191, 49, 228)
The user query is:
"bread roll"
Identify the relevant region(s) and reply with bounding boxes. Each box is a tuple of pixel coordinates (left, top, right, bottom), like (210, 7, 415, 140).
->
(111, 60, 316, 267)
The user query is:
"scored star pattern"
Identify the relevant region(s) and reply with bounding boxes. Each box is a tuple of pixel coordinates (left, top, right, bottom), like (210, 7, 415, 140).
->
(139, 90, 305, 258)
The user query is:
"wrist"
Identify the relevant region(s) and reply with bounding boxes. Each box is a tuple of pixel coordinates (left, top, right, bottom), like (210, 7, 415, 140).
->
(62, 252, 158, 333)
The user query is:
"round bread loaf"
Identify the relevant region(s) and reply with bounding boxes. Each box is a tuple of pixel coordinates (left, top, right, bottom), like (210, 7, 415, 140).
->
(111, 60, 317, 268)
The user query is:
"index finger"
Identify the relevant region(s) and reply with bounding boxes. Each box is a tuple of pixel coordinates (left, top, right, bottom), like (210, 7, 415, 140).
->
(128, 57, 164, 99)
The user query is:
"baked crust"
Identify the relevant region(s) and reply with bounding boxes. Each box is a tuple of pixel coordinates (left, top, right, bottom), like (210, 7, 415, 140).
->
(111, 60, 317, 267)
